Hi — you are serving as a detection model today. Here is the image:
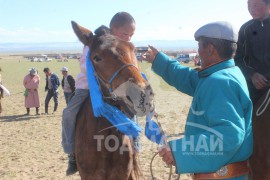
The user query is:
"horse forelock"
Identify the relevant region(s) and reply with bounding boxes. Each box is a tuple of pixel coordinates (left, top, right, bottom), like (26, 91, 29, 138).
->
(94, 37, 136, 66)
(99, 35, 119, 55)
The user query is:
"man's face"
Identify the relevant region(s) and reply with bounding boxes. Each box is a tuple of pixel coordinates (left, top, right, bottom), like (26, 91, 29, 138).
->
(44, 72, 50, 76)
(198, 40, 209, 69)
(62, 71, 67, 76)
(248, 0, 270, 20)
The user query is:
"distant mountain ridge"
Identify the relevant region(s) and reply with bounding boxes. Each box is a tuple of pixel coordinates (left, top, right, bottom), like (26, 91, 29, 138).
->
(0, 42, 83, 53)
(0, 40, 197, 53)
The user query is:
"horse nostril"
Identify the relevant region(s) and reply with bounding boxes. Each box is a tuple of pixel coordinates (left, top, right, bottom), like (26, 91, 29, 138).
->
(145, 85, 154, 96)
(145, 84, 151, 90)
(126, 96, 133, 103)
(128, 78, 135, 83)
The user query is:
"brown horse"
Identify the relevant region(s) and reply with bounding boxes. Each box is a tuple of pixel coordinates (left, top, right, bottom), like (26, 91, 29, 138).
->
(71, 22, 155, 180)
(249, 88, 270, 180)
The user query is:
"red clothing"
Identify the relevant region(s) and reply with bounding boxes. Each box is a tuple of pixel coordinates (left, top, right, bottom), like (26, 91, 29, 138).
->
(23, 74, 40, 108)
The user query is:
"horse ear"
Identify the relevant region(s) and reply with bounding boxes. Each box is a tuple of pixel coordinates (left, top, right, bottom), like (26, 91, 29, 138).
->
(71, 21, 93, 46)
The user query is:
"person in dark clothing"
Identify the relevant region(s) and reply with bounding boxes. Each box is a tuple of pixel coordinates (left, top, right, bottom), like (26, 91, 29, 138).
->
(61, 67, 75, 105)
(235, 0, 270, 104)
(43, 67, 60, 114)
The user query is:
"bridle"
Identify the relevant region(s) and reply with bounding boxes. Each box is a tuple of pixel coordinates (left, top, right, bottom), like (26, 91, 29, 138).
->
(88, 32, 143, 116)
(92, 61, 140, 118)
(94, 58, 139, 101)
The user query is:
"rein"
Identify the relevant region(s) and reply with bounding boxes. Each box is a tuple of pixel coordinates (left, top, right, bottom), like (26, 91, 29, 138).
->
(149, 114, 181, 180)
(256, 88, 270, 116)
(94, 63, 139, 99)
(108, 64, 138, 92)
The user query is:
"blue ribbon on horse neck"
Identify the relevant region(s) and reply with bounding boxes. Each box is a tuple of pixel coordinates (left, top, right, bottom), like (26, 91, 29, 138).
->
(86, 50, 163, 144)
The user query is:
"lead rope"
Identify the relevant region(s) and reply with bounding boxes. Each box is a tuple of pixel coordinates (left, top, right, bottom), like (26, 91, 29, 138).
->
(149, 114, 180, 180)
(256, 88, 270, 116)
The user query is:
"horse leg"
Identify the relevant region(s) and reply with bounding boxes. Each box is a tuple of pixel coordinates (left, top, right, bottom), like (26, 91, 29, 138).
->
(75, 97, 140, 180)
(106, 134, 135, 180)
(76, 98, 117, 179)
(76, 109, 107, 179)
(75, 98, 101, 179)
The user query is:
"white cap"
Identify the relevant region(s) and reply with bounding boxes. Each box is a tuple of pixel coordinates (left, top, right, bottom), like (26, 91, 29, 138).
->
(194, 21, 238, 42)
(29, 67, 37, 75)
(61, 67, 68, 72)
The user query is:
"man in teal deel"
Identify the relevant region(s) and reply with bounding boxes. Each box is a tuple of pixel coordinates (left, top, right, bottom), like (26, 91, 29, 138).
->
(146, 22, 253, 179)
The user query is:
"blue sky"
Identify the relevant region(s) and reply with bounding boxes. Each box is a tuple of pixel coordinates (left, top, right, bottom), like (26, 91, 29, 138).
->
(0, 0, 251, 43)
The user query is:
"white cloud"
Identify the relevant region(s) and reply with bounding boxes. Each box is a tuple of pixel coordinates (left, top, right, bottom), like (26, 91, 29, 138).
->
(133, 25, 196, 41)
(0, 27, 76, 43)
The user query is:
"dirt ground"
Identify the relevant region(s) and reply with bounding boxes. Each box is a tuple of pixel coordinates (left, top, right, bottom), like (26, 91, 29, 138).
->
(0, 55, 194, 179)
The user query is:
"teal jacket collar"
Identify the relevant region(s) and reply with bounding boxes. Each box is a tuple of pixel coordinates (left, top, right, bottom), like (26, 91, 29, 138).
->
(198, 59, 235, 78)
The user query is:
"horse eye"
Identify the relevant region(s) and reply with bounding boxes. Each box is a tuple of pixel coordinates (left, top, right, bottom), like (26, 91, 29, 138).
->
(93, 55, 102, 62)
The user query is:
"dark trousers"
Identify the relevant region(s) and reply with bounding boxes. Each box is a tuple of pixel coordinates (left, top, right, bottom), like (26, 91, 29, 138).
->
(64, 92, 73, 105)
(45, 89, 58, 113)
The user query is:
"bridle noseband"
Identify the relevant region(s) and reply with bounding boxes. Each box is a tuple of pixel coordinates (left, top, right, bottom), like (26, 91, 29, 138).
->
(94, 63, 139, 100)
(93, 62, 140, 118)
(107, 64, 138, 92)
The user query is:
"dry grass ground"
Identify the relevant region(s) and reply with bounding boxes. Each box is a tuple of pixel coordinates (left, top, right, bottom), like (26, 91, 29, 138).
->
(0, 55, 195, 179)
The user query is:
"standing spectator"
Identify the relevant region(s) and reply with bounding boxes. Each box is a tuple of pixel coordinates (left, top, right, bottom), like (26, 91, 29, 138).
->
(43, 67, 60, 114)
(235, 0, 270, 104)
(61, 67, 75, 105)
(23, 68, 40, 115)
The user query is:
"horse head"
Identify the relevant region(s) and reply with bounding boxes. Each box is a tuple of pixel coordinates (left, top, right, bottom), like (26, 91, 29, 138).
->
(71, 21, 155, 117)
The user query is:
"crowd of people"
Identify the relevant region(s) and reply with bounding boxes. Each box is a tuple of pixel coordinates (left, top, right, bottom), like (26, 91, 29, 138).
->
(22, 66, 75, 116)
